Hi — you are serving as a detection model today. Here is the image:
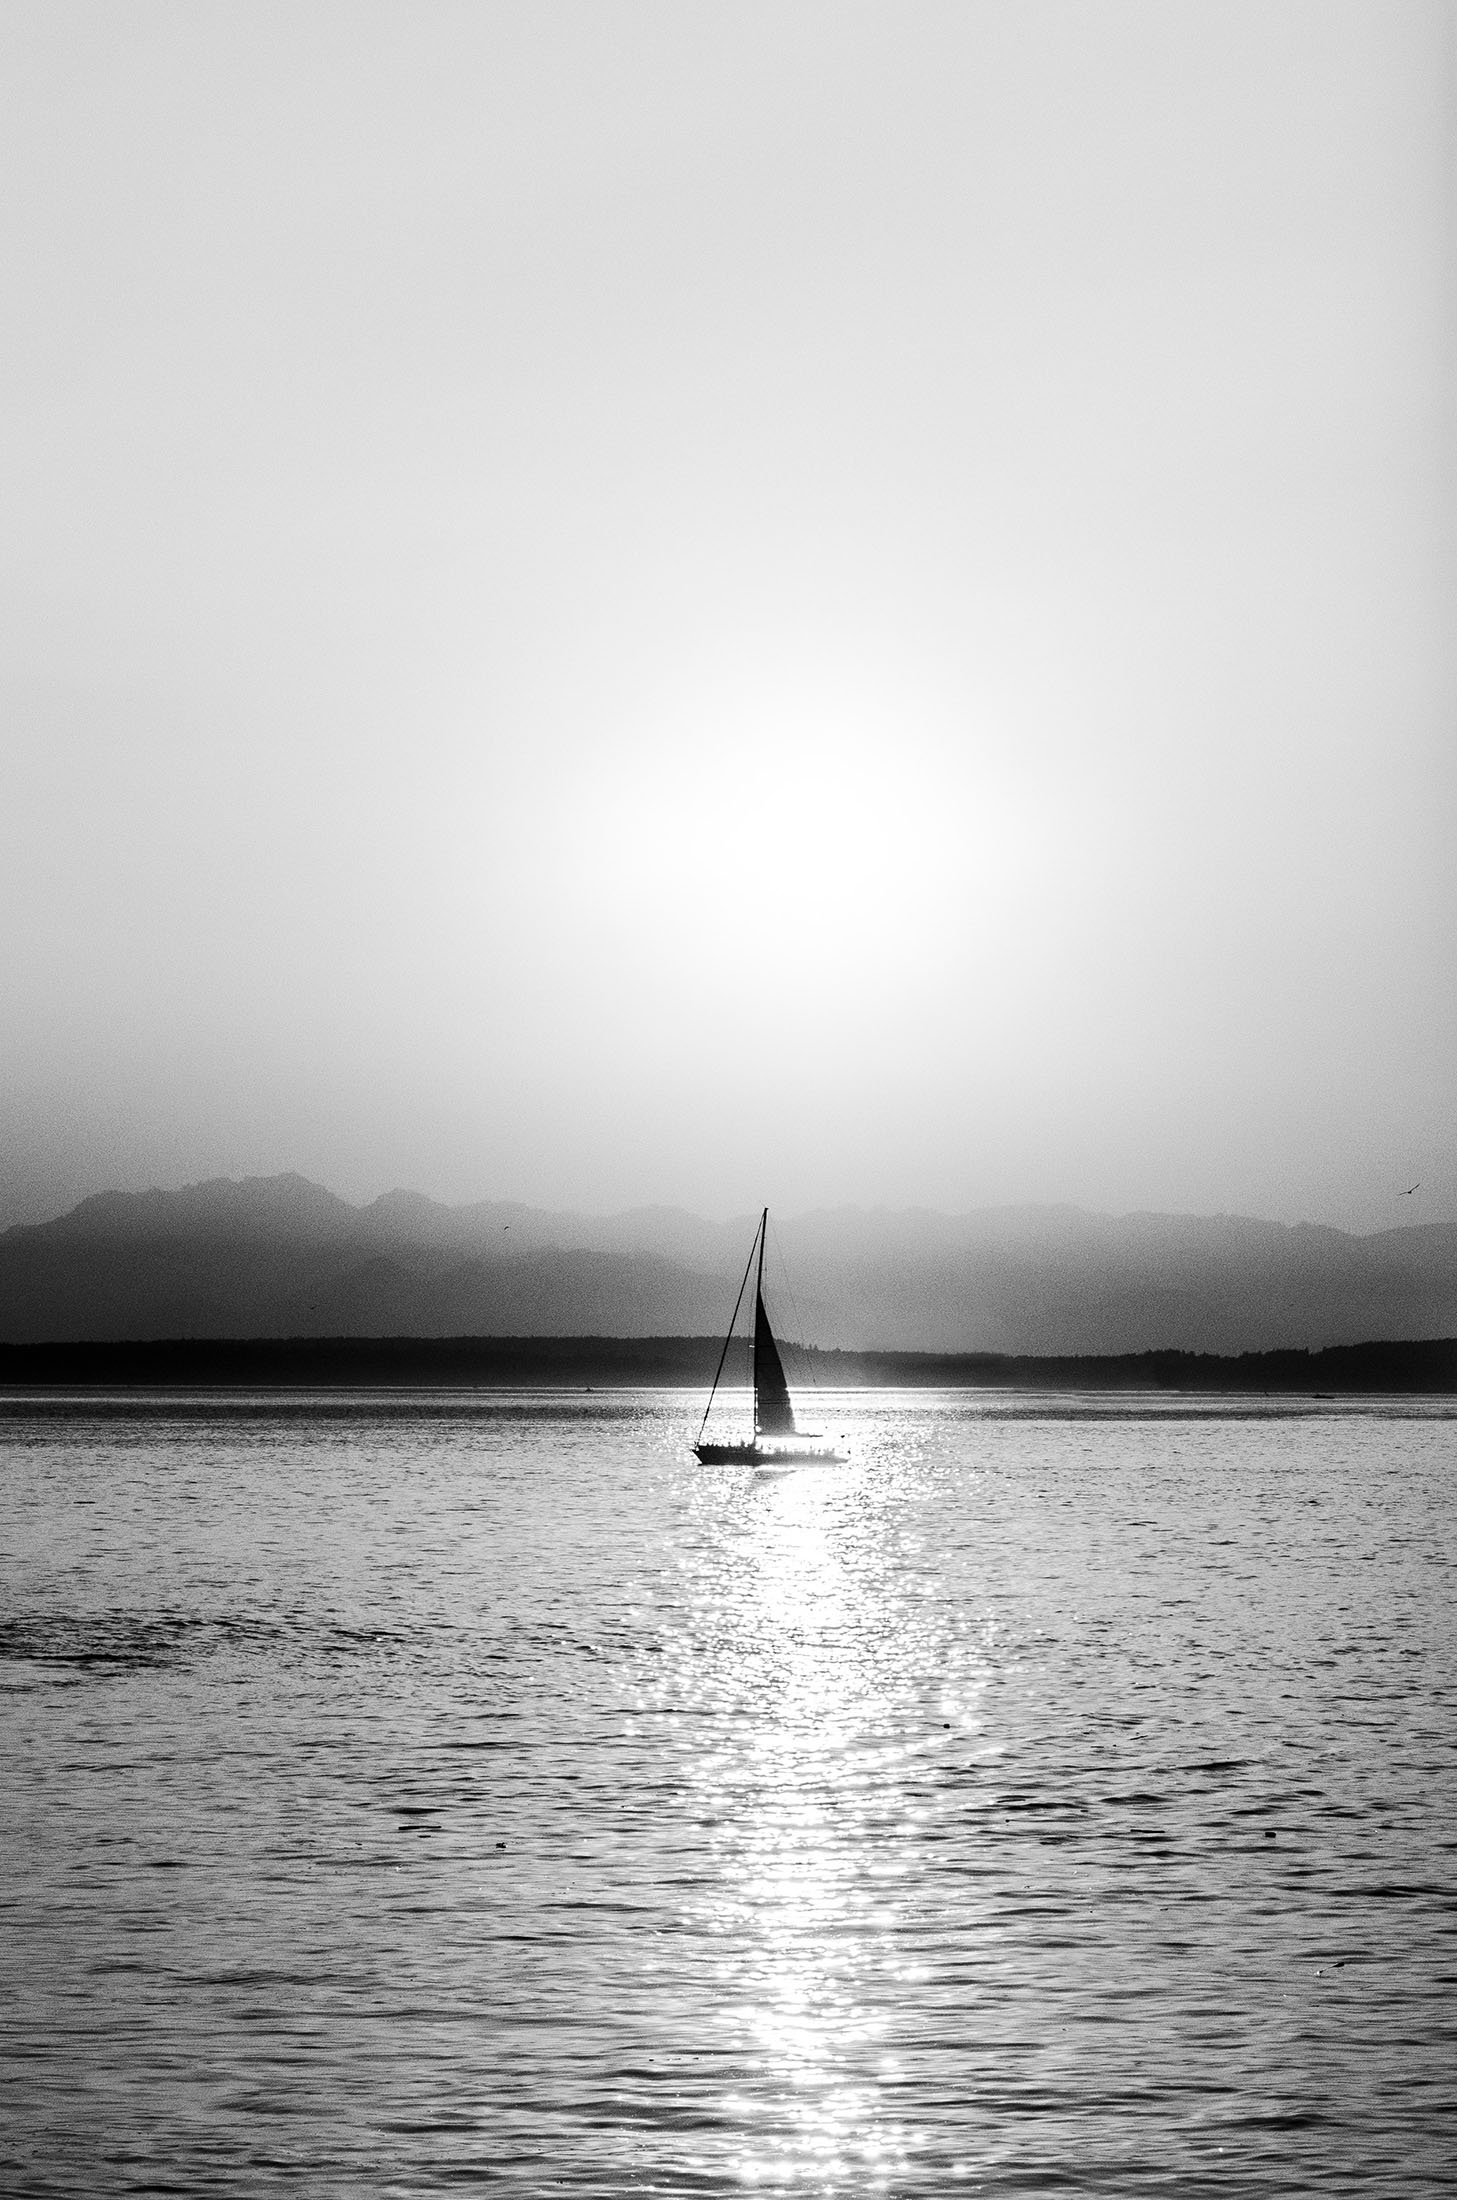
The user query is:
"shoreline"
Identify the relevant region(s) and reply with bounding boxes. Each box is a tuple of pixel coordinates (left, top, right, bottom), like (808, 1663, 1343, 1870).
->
(1, 1334, 1453, 1393)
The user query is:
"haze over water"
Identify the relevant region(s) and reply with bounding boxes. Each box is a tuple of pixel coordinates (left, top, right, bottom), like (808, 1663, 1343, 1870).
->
(3, 1391, 1453, 2194)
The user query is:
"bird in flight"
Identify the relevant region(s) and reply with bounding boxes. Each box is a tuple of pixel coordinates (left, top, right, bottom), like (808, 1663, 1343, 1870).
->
(1403, 1183, 1420, 1196)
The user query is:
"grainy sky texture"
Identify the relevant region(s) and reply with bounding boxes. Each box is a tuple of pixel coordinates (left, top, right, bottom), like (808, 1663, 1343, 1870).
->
(3, 1, 1453, 1230)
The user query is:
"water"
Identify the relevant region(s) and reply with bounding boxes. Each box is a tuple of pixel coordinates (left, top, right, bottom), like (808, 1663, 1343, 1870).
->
(1, 1389, 1453, 2196)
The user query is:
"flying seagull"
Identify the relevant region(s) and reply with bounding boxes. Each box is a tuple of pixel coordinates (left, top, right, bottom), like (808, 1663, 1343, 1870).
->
(1403, 1183, 1420, 1196)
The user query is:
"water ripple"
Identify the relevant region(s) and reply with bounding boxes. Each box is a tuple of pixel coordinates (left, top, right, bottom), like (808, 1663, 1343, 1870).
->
(0, 1391, 1453, 2194)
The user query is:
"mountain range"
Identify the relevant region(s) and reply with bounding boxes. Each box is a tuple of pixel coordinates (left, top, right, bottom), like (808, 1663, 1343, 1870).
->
(1, 1174, 1454, 1354)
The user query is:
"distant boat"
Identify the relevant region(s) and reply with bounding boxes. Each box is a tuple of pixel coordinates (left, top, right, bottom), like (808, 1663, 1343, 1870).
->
(693, 1208, 844, 1467)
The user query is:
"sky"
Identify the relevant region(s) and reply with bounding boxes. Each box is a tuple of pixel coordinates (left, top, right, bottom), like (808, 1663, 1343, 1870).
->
(2, 0, 1453, 1233)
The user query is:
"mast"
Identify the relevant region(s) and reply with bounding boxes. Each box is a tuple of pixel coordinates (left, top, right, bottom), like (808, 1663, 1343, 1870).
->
(753, 1209, 768, 1437)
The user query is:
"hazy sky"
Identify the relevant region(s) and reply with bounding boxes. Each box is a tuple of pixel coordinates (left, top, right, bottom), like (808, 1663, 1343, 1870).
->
(3, 1, 1453, 1231)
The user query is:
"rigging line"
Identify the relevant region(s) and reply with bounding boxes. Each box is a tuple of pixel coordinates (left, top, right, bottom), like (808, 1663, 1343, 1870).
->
(697, 1213, 763, 1443)
(766, 1211, 822, 1401)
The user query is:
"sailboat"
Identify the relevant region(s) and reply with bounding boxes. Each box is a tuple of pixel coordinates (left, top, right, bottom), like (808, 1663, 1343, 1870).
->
(693, 1209, 844, 1466)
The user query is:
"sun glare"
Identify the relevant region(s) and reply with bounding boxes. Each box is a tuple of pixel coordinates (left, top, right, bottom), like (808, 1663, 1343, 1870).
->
(559, 685, 1097, 1039)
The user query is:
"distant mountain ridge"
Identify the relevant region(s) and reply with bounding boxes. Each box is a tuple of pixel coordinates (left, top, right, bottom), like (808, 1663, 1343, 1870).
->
(1, 1173, 1455, 1354)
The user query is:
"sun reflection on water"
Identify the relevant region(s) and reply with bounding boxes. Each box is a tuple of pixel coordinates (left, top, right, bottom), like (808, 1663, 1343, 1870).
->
(700, 1461, 920, 2188)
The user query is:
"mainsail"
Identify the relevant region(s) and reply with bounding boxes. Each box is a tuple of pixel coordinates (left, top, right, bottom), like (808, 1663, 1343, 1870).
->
(753, 1288, 797, 1436)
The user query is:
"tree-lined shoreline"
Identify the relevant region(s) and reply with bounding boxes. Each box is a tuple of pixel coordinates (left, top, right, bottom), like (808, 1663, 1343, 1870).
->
(1, 1334, 1453, 1392)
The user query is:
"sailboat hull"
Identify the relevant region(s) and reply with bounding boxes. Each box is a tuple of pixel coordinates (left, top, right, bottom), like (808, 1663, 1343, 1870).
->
(694, 1439, 845, 1467)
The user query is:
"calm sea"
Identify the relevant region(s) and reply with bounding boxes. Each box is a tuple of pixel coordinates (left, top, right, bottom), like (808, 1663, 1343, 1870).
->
(1, 1390, 1453, 2196)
